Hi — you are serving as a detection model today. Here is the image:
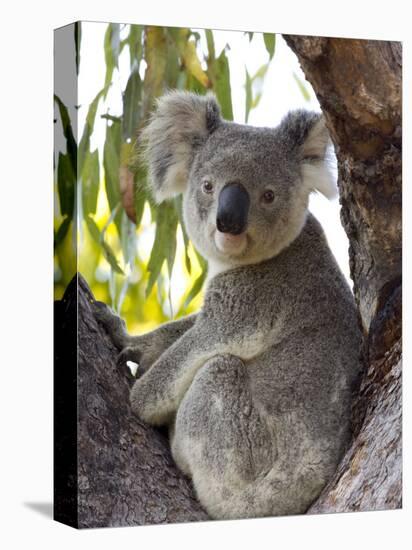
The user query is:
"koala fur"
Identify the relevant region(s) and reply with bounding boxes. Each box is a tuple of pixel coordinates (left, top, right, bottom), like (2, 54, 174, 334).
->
(95, 91, 362, 520)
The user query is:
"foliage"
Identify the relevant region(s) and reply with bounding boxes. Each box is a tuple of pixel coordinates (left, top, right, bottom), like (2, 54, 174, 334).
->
(54, 24, 295, 331)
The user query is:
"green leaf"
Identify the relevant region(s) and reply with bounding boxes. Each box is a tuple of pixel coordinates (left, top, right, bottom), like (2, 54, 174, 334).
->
(253, 63, 269, 80)
(164, 29, 181, 88)
(57, 152, 75, 217)
(101, 239, 125, 275)
(85, 214, 125, 275)
(205, 29, 215, 61)
(84, 214, 100, 242)
(54, 95, 77, 174)
(293, 72, 311, 102)
(75, 22, 81, 75)
(213, 49, 233, 121)
(181, 39, 209, 88)
(245, 68, 252, 123)
(78, 86, 108, 175)
(133, 167, 147, 229)
(103, 120, 122, 235)
(183, 269, 207, 309)
(120, 209, 137, 265)
(142, 26, 168, 114)
(122, 68, 142, 140)
(82, 148, 99, 215)
(103, 23, 120, 94)
(54, 216, 71, 249)
(263, 33, 276, 60)
(146, 201, 178, 297)
(175, 195, 191, 274)
(128, 25, 143, 71)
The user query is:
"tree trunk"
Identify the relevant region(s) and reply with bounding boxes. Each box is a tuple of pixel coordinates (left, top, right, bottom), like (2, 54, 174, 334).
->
(54, 275, 208, 528)
(283, 35, 402, 512)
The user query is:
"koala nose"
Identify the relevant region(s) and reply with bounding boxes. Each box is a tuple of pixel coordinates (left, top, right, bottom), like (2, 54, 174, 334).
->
(216, 182, 250, 235)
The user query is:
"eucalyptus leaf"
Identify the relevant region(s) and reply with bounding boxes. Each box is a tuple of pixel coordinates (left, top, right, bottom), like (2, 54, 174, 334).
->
(183, 269, 207, 309)
(54, 95, 77, 173)
(213, 49, 233, 121)
(103, 120, 122, 236)
(142, 26, 167, 113)
(175, 195, 191, 274)
(85, 214, 125, 275)
(104, 23, 120, 94)
(102, 241, 125, 275)
(133, 167, 147, 229)
(253, 63, 269, 80)
(57, 152, 75, 217)
(164, 29, 181, 88)
(293, 72, 311, 102)
(54, 216, 71, 249)
(120, 209, 137, 266)
(78, 86, 108, 175)
(205, 29, 215, 61)
(263, 33, 276, 60)
(122, 68, 142, 140)
(128, 25, 143, 71)
(84, 214, 101, 243)
(82, 148, 99, 215)
(146, 201, 178, 297)
(245, 68, 252, 123)
(182, 40, 209, 87)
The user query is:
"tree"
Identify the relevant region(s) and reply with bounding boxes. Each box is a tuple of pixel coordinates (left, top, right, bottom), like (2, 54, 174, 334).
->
(54, 35, 402, 527)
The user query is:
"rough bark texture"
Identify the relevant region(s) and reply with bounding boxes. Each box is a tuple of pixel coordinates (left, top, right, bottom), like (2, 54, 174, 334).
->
(76, 275, 208, 528)
(283, 35, 402, 512)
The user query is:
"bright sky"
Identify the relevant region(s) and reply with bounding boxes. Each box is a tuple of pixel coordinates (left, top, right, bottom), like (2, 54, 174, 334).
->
(77, 22, 351, 289)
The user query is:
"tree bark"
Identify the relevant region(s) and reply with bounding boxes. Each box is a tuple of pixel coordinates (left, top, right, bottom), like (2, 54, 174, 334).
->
(55, 275, 208, 528)
(283, 35, 402, 512)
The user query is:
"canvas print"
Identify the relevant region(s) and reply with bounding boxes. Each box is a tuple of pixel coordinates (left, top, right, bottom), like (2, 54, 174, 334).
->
(54, 22, 402, 528)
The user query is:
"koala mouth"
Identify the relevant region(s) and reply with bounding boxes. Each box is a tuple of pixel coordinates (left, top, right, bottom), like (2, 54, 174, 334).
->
(214, 229, 248, 256)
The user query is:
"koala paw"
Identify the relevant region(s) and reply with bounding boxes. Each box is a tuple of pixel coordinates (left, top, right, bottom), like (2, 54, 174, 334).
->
(93, 300, 123, 325)
(130, 377, 156, 423)
(117, 346, 146, 378)
(92, 300, 126, 347)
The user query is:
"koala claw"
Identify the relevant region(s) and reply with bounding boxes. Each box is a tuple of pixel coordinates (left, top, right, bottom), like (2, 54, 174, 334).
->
(93, 300, 125, 329)
(93, 300, 111, 319)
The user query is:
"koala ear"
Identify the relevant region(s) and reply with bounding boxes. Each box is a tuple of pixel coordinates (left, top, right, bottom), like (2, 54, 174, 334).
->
(140, 91, 221, 203)
(281, 110, 338, 200)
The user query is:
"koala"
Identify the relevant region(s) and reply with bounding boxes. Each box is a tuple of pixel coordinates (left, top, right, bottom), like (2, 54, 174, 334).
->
(94, 91, 362, 520)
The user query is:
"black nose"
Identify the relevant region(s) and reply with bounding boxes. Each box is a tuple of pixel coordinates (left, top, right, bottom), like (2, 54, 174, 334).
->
(216, 182, 250, 235)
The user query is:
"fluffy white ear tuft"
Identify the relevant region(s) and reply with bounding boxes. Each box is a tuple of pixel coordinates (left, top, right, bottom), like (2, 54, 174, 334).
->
(301, 116, 338, 200)
(301, 160, 338, 200)
(140, 91, 221, 204)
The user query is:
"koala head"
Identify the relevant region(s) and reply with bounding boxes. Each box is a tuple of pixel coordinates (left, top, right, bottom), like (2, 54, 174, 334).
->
(141, 91, 336, 274)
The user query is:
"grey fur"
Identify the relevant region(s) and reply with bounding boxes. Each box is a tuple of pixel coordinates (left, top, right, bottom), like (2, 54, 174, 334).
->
(95, 91, 361, 520)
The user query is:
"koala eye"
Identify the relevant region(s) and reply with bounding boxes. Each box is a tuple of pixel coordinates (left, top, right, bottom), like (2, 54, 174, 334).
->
(262, 189, 275, 204)
(202, 180, 214, 194)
